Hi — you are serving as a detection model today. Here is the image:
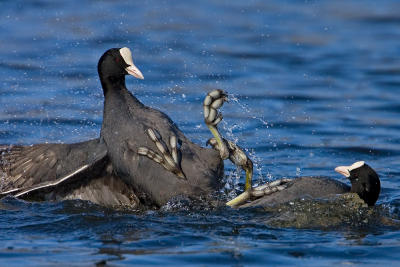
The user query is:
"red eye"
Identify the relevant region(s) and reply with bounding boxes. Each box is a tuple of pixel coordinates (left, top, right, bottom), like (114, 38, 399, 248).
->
(116, 58, 120, 63)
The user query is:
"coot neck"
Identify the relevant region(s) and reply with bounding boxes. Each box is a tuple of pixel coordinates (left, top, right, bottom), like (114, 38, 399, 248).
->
(350, 178, 380, 206)
(99, 74, 126, 96)
(99, 73, 143, 109)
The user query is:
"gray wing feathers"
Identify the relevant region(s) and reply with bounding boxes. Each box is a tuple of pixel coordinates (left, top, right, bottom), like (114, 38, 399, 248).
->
(14, 164, 91, 197)
(0, 139, 107, 196)
(48, 171, 139, 208)
(0, 139, 139, 209)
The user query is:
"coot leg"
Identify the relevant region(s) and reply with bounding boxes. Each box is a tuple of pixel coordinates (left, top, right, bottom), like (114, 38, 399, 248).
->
(203, 89, 257, 204)
(207, 138, 254, 192)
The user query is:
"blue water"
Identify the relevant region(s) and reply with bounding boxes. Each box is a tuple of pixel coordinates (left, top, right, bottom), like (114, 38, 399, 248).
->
(1, 0, 400, 265)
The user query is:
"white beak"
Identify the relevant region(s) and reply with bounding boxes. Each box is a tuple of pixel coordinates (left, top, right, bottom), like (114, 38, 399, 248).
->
(334, 161, 365, 178)
(334, 166, 350, 177)
(120, 47, 144, 79)
(125, 65, 144, 80)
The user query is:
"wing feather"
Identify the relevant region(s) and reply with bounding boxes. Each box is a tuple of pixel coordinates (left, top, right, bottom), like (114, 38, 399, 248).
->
(0, 139, 106, 195)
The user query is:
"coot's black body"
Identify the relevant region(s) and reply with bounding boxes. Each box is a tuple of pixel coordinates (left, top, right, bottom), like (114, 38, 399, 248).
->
(240, 177, 350, 208)
(98, 48, 223, 206)
(240, 162, 380, 208)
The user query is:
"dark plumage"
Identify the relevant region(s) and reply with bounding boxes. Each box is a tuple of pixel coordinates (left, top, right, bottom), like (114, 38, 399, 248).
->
(0, 47, 381, 210)
(336, 161, 380, 206)
(239, 162, 380, 208)
(98, 48, 223, 206)
(0, 139, 138, 208)
(0, 47, 223, 208)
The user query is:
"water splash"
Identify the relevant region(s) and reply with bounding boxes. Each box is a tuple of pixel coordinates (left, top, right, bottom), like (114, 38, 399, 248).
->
(229, 94, 269, 128)
(219, 93, 275, 194)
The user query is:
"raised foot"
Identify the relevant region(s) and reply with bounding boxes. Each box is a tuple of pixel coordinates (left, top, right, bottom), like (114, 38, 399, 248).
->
(203, 89, 228, 126)
(203, 89, 229, 159)
(226, 178, 292, 207)
(138, 128, 186, 179)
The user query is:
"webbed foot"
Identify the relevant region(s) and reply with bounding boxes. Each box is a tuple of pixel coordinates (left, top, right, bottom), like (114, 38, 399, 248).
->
(226, 178, 292, 207)
(203, 89, 229, 160)
(138, 128, 186, 179)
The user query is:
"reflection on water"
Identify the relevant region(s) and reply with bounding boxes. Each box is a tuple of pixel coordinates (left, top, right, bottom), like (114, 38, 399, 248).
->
(1, 0, 400, 265)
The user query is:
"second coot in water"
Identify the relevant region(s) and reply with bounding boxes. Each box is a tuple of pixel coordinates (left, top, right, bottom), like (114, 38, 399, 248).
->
(232, 161, 380, 208)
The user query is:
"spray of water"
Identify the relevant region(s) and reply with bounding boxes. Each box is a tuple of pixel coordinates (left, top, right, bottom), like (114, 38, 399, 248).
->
(219, 93, 275, 195)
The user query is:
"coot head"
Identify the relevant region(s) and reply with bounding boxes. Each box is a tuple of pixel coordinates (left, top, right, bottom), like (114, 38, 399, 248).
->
(335, 161, 380, 206)
(97, 47, 144, 80)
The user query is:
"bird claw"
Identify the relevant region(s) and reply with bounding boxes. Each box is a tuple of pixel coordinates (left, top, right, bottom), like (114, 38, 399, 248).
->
(203, 89, 228, 126)
(203, 89, 229, 160)
(250, 178, 291, 197)
(226, 179, 291, 207)
(138, 128, 186, 180)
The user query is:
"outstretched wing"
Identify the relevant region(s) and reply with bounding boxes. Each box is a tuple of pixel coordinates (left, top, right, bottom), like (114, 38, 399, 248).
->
(0, 139, 107, 196)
